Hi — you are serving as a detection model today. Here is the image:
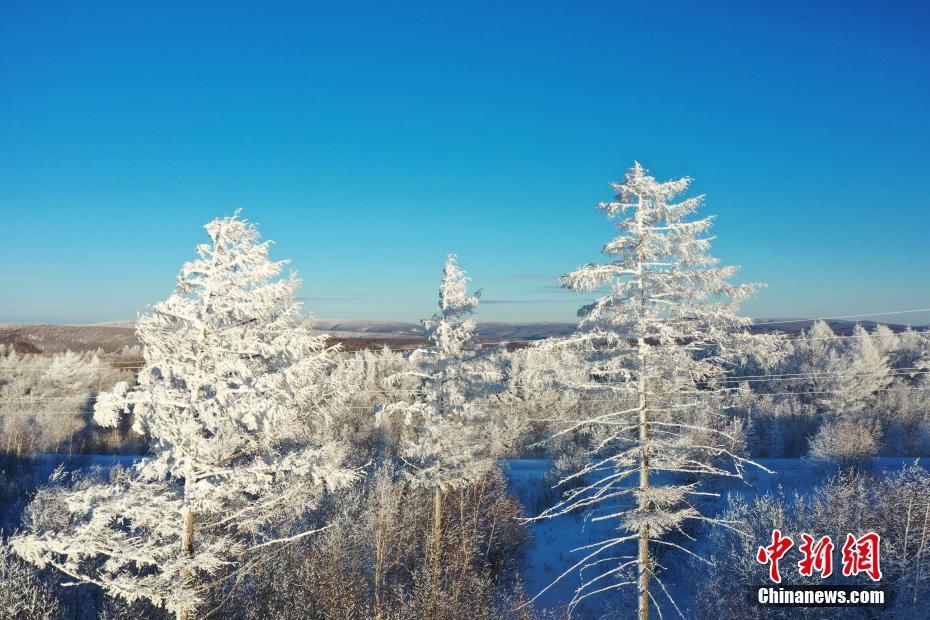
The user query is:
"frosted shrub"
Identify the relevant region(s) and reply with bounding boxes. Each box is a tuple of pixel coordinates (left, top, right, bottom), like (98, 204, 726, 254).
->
(0, 542, 62, 620)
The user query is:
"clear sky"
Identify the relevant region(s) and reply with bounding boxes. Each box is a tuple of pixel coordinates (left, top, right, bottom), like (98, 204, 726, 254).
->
(1, 1, 928, 325)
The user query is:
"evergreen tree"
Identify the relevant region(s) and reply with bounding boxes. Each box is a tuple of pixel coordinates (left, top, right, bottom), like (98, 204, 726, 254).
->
(529, 163, 764, 619)
(12, 213, 359, 619)
(378, 254, 502, 601)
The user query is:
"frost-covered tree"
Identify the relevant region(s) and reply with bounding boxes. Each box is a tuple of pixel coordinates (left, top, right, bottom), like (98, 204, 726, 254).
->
(780, 322, 891, 462)
(808, 418, 879, 465)
(0, 350, 129, 455)
(378, 255, 501, 594)
(879, 325, 930, 375)
(529, 163, 764, 619)
(793, 322, 891, 420)
(839, 325, 893, 410)
(0, 543, 62, 620)
(382, 255, 497, 488)
(11, 213, 359, 619)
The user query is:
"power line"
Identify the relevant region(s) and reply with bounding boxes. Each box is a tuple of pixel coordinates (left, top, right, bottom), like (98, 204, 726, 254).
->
(5, 383, 930, 418)
(0, 365, 928, 401)
(720, 366, 928, 381)
(0, 375, 919, 402)
(750, 307, 930, 326)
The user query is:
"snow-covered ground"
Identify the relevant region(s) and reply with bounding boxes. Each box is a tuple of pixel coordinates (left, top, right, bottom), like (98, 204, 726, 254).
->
(503, 459, 618, 615)
(23, 453, 143, 480)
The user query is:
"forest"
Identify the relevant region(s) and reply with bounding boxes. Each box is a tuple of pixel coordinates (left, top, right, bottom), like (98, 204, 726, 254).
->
(1, 164, 928, 619)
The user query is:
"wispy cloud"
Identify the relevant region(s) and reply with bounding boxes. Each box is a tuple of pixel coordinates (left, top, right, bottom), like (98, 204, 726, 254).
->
(481, 298, 586, 305)
(485, 273, 559, 282)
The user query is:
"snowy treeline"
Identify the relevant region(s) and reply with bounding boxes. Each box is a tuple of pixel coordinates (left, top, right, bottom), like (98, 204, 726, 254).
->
(1, 165, 929, 619)
(731, 321, 930, 461)
(0, 347, 142, 455)
(3, 323, 926, 465)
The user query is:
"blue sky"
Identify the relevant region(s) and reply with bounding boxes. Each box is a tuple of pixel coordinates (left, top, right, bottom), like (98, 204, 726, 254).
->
(1, 1, 928, 325)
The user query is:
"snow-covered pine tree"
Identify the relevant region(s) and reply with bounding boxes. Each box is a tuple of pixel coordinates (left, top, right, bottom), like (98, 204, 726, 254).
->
(377, 254, 499, 593)
(529, 163, 764, 619)
(382, 254, 497, 489)
(11, 213, 359, 619)
(832, 324, 892, 417)
(805, 323, 891, 463)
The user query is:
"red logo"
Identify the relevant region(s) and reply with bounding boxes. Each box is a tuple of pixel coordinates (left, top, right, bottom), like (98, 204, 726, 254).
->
(758, 530, 881, 582)
(841, 533, 882, 581)
(798, 534, 834, 578)
(757, 529, 794, 583)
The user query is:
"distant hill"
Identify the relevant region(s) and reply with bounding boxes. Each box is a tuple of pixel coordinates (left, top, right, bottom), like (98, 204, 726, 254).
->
(0, 320, 576, 354)
(312, 319, 425, 339)
(0, 323, 139, 354)
(312, 319, 576, 341)
(0, 319, 922, 354)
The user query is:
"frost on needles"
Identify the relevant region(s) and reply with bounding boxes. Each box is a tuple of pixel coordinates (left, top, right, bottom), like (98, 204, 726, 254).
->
(378, 254, 504, 491)
(376, 255, 510, 600)
(11, 213, 360, 619)
(526, 162, 769, 619)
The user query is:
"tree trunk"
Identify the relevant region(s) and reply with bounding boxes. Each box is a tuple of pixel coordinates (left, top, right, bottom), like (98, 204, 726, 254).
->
(453, 487, 471, 601)
(633, 195, 652, 620)
(638, 517, 650, 620)
(637, 332, 651, 620)
(914, 501, 930, 605)
(178, 471, 195, 620)
(432, 486, 443, 582)
(177, 504, 194, 620)
(424, 486, 443, 618)
(373, 499, 387, 620)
